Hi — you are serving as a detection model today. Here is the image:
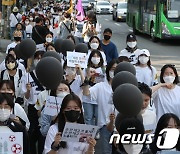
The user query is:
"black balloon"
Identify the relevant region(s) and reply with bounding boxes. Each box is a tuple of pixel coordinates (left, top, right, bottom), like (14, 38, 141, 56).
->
(35, 57, 63, 90)
(114, 62, 136, 76)
(43, 51, 61, 63)
(74, 36, 79, 45)
(115, 113, 143, 131)
(19, 39, 36, 60)
(60, 39, 75, 55)
(54, 38, 63, 53)
(75, 43, 88, 53)
(14, 44, 25, 59)
(113, 83, 143, 116)
(112, 71, 138, 91)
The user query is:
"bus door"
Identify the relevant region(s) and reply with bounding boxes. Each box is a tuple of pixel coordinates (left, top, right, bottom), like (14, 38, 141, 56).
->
(139, 0, 146, 30)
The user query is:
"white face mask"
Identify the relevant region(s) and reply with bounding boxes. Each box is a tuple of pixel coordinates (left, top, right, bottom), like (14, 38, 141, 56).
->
(46, 37, 53, 43)
(163, 76, 175, 84)
(127, 41, 137, 48)
(109, 71, 114, 79)
(90, 43, 99, 50)
(0, 109, 11, 122)
(25, 21, 29, 25)
(34, 59, 40, 67)
(30, 17, 33, 21)
(123, 144, 143, 154)
(91, 57, 100, 65)
(57, 91, 69, 98)
(65, 68, 76, 76)
(139, 56, 149, 64)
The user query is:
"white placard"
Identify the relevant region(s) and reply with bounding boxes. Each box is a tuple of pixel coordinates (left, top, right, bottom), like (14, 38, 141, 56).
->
(61, 122, 99, 143)
(168, 10, 179, 18)
(0, 132, 23, 154)
(44, 96, 63, 116)
(67, 51, 87, 68)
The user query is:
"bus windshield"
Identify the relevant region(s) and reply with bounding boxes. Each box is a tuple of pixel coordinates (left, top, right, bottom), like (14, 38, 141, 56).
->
(166, 0, 180, 22)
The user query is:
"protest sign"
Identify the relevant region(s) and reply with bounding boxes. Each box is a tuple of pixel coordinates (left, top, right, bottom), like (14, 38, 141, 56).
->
(67, 51, 87, 68)
(44, 96, 63, 116)
(61, 122, 99, 143)
(0, 132, 23, 154)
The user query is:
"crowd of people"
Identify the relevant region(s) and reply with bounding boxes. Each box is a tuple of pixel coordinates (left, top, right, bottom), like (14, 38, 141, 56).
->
(0, 1, 180, 154)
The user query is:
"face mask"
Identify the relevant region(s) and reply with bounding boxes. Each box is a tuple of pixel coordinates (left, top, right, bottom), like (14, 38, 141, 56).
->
(6, 62, 16, 70)
(163, 76, 175, 84)
(45, 22, 49, 25)
(109, 71, 114, 79)
(90, 43, 99, 49)
(123, 144, 143, 154)
(65, 68, 76, 76)
(25, 21, 29, 25)
(0, 109, 11, 122)
(139, 56, 149, 64)
(104, 35, 111, 41)
(127, 41, 137, 48)
(91, 57, 100, 65)
(57, 92, 69, 98)
(14, 37, 21, 42)
(34, 59, 40, 67)
(64, 110, 80, 122)
(46, 37, 53, 43)
(30, 17, 33, 21)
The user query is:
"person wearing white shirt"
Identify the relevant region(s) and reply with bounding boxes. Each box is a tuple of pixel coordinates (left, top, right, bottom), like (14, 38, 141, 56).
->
(151, 64, 180, 121)
(9, 7, 22, 40)
(87, 36, 107, 66)
(83, 59, 119, 154)
(0, 48, 26, 73)
(0, 80, 30, 130)
(135, 49, 158, 87)
(138, 82, 156, 134)
(119, 33, 141, 65)
(6, 30, 22, 54)
(25, 18, 33, 38)
(44, 93, 96, 154)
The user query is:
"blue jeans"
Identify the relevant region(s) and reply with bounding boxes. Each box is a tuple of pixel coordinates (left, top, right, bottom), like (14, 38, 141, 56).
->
(10, 27, 16, 41)
(83, 103, 98, 125)
(98, 125, 112, 154)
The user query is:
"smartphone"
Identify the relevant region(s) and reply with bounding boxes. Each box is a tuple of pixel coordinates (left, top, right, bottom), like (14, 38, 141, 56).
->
(10, 114, 16, 120)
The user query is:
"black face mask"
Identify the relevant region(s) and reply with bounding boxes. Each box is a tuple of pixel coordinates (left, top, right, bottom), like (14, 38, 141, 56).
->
(104, 35, 111, 41)
(14, 37, 21, 42)
(64, 110, 80, 122)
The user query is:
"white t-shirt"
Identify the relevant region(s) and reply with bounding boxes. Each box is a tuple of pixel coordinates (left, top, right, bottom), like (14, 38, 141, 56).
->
(119, 48, 141, 65)
(153, 85, 180, 121)
(9, 13, 22, 27)
(135, 66, 158, 86)
(25, 25, 33, 38)
(87, 50, 107, 66)
(142, 109, 156, 134)
(89, 80, 115, 128)
(6, 42, 17, 54)
(44, 124, 89, 154)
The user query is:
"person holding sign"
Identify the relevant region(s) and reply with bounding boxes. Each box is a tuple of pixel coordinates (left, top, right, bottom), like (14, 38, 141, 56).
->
(0, 93, 30, 154)
(44, 93, 96, 154)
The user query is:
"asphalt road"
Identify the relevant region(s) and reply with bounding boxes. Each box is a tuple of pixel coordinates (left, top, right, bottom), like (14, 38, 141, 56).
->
(97, 14, 180, 74)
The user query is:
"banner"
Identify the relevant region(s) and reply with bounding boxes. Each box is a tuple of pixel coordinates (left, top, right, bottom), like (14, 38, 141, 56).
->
(2, 0, 15, 5)
(76, 0, 85, 21)
(44, 96, 63, 116)
(67, 51, 87, 68)
(0, 132, 23, 154)
(67, 0, 73, 14)
(61, 122, 99, 143)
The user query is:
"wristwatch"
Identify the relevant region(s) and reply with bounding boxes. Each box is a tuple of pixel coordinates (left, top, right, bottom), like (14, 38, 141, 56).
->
(51, 141, 60, 151)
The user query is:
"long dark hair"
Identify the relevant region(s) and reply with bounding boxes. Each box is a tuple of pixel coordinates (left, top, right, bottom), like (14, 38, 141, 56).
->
(106, 59, 119, 81)
(136, 55, 152, 71)
(88, 36, 102, 50)
(57, 93, 84, 148)
(160, 64, 179, 84)
(0, 80, 15, 94)
(150, 113, 180, 153)
(87, 49, 104, 68)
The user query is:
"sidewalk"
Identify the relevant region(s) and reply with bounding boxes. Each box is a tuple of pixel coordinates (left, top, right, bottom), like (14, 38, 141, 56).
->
(0, 38, 11, 53)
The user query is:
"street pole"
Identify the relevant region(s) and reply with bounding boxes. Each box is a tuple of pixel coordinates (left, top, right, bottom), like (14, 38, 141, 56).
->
(0, 5, 5, 38)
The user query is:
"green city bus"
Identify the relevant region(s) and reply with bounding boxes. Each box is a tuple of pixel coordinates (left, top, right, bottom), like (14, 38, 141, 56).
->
(126, 0, 180, 41)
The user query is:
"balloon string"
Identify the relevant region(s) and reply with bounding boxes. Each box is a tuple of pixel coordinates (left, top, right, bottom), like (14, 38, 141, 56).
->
(55, 96, 59, 114)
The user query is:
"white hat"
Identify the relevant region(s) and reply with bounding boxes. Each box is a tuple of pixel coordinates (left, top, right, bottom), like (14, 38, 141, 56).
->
(138, 49, 150, 57)
(13, 7, 19, 12)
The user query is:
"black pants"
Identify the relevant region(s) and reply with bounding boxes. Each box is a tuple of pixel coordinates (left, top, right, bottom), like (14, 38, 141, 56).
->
(28, 104, 44, 154)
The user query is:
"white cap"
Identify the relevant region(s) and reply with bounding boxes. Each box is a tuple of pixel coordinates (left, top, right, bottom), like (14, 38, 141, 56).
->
(138, 49, 150, 57)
